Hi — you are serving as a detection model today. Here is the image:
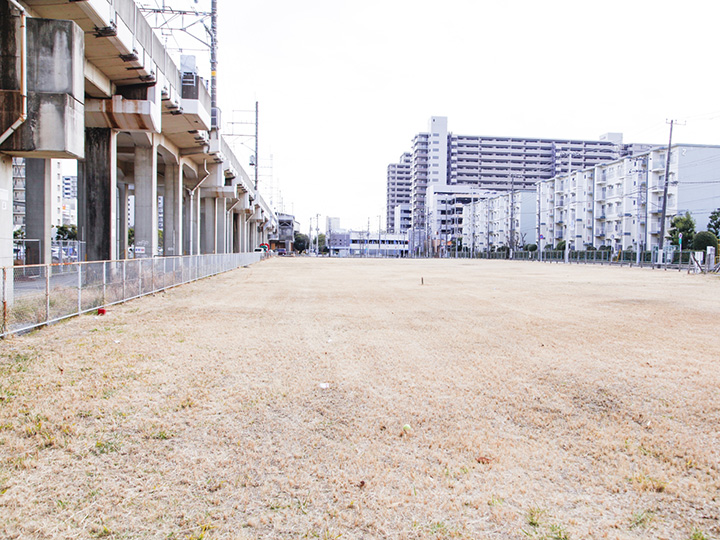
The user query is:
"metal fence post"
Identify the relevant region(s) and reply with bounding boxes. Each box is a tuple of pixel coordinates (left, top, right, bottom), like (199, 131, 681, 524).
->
(102, 261, 107, 306)
(45, 264, 51, 325)
(139, 259, 143, 296)
(77, 263, 82, 314)
(2, 267, 7, 336)
(122, 259, 126, 301)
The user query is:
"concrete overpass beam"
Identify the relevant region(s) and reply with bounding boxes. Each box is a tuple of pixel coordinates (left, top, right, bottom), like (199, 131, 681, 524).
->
(133, 141, 158, 258)
(78, 127, 117, 262)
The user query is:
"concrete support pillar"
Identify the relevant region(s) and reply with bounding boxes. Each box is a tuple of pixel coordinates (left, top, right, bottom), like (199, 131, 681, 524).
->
(163, 162, 183, 256)
(232, 213, 240, 253)
(237, 212, 247, 252)
(216, 197, 226, 254)
(78, 127, 117, 262)
(24, 158, 52, 265)
(133, 142, 158, 258)
(201, 196, 216, 254)
(0, 155, 14, 300)
(118, 183, 129, 259)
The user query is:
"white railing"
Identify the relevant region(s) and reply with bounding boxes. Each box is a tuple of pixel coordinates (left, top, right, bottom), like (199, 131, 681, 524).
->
(1, 252, 263, 338)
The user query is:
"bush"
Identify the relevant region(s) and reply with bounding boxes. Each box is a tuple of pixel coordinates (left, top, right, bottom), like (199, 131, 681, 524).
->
(692, 231, 718, 252)
(555, 240, 566, 251)
(599, 245, 612, 251)
(525, 244, 537, 252)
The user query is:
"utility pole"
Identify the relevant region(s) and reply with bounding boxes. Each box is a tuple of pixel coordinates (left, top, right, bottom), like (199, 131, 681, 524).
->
(658, 119, 676, 261)
(537, 181, 542, 262)
(471, 195, 475, 259)
(486, 200, 490, 257)
(254, 101, 259, 190)
(210, 0, 218, 124)
(510, 175, 516, 259)
(564, 152, 572, 264)
(315, 213, 320, 254)
(378, 215, 382, 258)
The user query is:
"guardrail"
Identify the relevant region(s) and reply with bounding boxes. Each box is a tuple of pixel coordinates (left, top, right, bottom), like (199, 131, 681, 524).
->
(1, 252, 263, 338)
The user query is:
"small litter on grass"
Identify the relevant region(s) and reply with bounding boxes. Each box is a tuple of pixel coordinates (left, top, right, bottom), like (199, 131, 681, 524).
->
(97, 308, 106, 315)
(318, 383, 330, 389)
(113, 340, 120, 344)
(402, 424, 413, 436)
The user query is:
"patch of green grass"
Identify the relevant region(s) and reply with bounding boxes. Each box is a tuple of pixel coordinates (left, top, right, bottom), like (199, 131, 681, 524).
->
(629, 509, 655, 529)
(629, 473, 666, 493)
(527, 507, 546, 528)
(688, 528, 708, 540)
(150, 430, 173, 440)
(547, 524, 570, 540)
(488, 495, 504, 506)
(93, 437, 121, 455)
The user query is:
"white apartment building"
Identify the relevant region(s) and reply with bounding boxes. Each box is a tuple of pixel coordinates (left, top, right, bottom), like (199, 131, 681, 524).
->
(386, 152, 412, 232)
(425, 184, 486, 255)
(390, 116, 651, 246)
(537, 144, 720, 252)
(462, 190, 536, 253)
(393, 203, 411, 234)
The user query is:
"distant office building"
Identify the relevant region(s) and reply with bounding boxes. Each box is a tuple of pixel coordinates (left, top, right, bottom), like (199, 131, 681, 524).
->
(327, 230, 409, 257)
(12, 158, 66, 231)
(388, 116, 653, 245)
(61, 175, 77, 225)
(537, 144, 720, 252)
(326, 216, 342, 234)
(12, 158, 25, 230)
(386, 152, 412, 232)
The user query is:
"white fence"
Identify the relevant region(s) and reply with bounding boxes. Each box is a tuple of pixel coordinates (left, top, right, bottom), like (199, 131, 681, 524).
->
(1, 252, 263, 338)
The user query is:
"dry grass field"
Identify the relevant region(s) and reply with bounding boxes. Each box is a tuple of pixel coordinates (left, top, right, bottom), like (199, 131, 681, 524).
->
(1, 258, 719, 540)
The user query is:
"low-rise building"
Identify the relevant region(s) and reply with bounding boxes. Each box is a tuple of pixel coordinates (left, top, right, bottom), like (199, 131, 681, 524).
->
(327, 230, 409, 257)
(537, 144, 720, 252)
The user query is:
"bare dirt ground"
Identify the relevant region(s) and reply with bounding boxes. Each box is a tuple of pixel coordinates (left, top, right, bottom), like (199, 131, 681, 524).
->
(1, 258, 719, 540)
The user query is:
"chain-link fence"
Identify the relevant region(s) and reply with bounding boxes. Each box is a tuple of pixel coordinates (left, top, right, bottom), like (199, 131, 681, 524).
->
(2, 252, 263, 338)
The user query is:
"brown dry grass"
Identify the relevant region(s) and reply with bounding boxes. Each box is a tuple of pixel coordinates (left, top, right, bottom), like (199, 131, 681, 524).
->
(1, 258, 719, 540)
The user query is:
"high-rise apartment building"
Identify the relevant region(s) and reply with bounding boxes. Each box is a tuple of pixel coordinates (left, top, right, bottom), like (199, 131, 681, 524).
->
(386, 153, 411, 232)
(388, 117, 652, 245)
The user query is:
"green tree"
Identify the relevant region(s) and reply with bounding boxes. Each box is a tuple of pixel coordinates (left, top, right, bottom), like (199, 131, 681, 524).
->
(317, 233, 326, 252)
(293, 232, 308, 253)
(525, 243, 537, 252)
(555, 240, 566, 251)
(55, 224, 77, 241)
(708, 208, 720, 238)
(128, 227, 135, 247)
(669, 212, 696, 250)
(692, 231, 718, 252)
(13, 227, 25, 239)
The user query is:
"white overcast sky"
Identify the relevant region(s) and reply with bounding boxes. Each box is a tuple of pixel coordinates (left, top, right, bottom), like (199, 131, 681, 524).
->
(162, 0, 720, 232)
